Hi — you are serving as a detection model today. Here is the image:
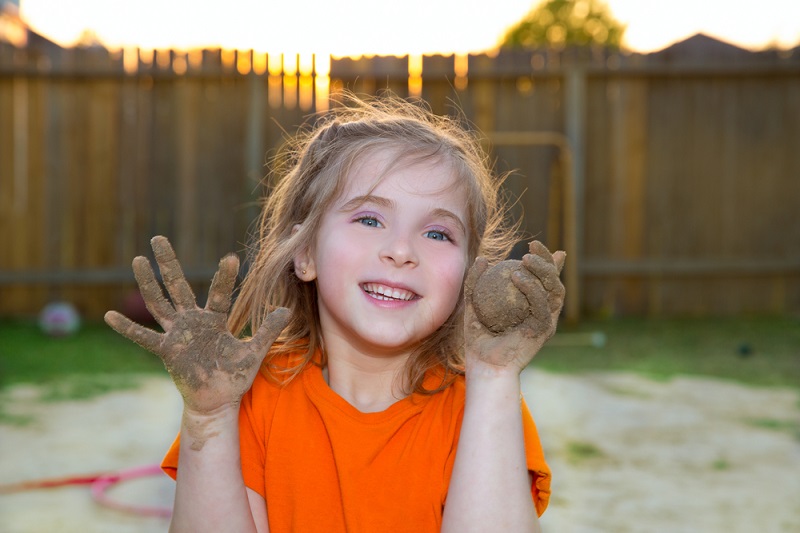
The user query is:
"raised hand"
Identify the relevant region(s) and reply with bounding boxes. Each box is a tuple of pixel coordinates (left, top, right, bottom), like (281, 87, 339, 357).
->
(464, 240, 566, 373)
(104, 236, 290, 414)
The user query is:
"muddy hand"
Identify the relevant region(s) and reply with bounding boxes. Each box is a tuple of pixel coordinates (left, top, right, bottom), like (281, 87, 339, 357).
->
(464, 240, 566, 372)
(104, 236, 290, 414)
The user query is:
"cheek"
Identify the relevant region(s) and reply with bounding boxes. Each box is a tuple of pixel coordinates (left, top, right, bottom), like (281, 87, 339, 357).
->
(314, 253, 356, 299)
(438, 261, 468, 311)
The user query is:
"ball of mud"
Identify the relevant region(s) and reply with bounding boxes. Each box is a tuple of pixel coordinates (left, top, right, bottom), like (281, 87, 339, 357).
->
(472, 259, 530, 333)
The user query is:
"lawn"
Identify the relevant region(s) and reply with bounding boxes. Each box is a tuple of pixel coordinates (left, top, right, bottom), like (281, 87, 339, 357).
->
(0, 315, 798, 401)
(0, 318, 166, 400)
(536, 315, 800, 389)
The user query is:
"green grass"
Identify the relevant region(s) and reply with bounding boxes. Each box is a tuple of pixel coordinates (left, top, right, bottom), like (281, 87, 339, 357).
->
(565, 441, 605, 464)
(711, 458, 732, 471)
(535, 316, 800, 389)
(0, 315, 798, 404)
(0, 410, 34, 427)
(0, 318, 166, 392)
(745, 418, 800, 440)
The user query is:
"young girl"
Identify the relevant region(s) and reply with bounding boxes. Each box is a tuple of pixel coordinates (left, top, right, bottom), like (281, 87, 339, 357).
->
(105, 95, 566, 533)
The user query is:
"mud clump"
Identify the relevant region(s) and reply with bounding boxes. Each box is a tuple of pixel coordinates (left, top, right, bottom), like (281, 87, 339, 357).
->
(472, 259, 530, 333)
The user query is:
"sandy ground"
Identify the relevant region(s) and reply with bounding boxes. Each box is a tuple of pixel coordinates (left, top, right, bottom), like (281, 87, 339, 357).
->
(1, 370, 799, 533)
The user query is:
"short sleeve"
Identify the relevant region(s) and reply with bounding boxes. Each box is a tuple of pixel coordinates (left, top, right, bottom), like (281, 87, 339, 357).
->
(440, 403, 466, 507)
(521, 398, 551, 516)
(159, 370, 279, 500)
(161, 435, 180, 480)
(237, 376, 271, 498)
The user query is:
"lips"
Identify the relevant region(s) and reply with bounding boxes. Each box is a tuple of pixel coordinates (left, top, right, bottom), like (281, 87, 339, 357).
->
(361, 282, 420, 302)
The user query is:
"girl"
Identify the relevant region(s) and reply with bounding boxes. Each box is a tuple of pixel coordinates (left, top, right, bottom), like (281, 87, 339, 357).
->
(105, 94, 566, 533)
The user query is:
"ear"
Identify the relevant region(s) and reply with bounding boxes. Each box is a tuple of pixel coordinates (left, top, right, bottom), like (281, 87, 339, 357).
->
(292, 224, 317, 282)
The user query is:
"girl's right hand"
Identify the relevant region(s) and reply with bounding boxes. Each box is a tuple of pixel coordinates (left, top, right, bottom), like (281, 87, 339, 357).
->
(104, 236, 290, 415)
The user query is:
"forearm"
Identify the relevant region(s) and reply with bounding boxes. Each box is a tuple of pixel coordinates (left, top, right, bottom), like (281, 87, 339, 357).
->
(170, 403, 260, 533)
(442, 366, 540, 533)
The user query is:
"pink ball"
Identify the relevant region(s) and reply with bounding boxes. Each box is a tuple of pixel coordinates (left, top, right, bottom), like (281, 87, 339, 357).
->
(38, 302, 81, 337)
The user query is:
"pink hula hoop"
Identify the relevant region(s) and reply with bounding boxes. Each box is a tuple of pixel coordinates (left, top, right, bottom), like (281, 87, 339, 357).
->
(90, 464, 172, 518)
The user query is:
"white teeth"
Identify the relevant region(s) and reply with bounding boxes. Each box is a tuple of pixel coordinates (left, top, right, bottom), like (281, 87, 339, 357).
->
(362, 283, 416, 301)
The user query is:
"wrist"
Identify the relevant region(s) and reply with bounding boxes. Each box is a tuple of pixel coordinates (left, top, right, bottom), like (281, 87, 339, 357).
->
(464, 362, 522, 399)
(182, 400, 241, 420)
(180, 402, 240, 452)
(464, 357, 524, 381)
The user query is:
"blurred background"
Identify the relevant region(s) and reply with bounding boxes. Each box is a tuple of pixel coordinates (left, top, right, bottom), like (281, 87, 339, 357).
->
(0, 0, 799, 530)
(0, 0, 798, 321)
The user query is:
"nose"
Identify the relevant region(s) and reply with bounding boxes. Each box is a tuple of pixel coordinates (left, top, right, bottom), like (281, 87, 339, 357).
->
(380, 231, 418, 268)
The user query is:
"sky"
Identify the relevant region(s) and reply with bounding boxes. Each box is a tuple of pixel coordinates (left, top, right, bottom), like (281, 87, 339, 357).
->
(16, 0, 800, 56)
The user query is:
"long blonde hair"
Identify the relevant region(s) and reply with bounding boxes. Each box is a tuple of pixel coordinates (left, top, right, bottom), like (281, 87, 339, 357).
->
(229, 93, 517, 393)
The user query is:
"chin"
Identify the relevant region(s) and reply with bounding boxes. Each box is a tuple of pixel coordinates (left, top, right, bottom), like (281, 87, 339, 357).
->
(356, 331, 427, 355)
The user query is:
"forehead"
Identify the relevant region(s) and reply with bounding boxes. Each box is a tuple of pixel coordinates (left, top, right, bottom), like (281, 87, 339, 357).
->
(339, 146, 464, 201)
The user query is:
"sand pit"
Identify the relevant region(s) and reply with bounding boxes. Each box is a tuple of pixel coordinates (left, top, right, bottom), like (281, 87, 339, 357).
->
(1, 370, 798, 532)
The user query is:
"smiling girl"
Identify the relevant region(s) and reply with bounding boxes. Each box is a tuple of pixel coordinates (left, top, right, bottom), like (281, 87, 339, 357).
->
(105, 94, 565, 532)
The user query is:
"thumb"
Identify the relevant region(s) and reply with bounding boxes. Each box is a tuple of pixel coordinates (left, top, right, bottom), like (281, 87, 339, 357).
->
(250, 307, 291, 354)
(553, 250, 566, 275)
(464, 257, 489, 300)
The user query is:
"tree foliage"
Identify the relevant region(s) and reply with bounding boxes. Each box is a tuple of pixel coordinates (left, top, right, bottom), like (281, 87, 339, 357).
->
(502, 0, 626, 49)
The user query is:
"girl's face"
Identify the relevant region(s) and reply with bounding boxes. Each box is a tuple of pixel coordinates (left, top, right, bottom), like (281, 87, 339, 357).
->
(298, 147, 469, 359)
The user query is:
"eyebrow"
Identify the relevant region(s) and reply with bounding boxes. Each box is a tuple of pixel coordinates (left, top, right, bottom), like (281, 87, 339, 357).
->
(339, 194, 467, 235)
(339, 194, 393, 212)
(430, 208, 467, 236)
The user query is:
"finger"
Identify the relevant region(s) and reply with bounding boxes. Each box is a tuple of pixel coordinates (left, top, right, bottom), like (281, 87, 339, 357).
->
(523, 250, 566, 313)
(464, 257, 489, 299)
(528, 240, 556, 265)
(511, 271, 550, 322)
(104, 310, 164, 355)
(547, 282, 566, 314)
(553, 250, 566, 274)
(132, 255, 176, 325)
(541, 272, 564, 315)
(522, 254, 560, 291)
(250, 307, 291, 355)
(151, 236, 196, 311)
(206, 254, 239, 314)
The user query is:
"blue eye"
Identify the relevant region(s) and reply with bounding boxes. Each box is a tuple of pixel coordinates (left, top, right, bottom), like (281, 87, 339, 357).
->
(424, 230, 450, 242)
(356, 216, 382, 228)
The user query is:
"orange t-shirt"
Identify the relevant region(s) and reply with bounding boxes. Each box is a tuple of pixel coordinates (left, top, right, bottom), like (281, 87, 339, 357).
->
(162, 355, 551, 532)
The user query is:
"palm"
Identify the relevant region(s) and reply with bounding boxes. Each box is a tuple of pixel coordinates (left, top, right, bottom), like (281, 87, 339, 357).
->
(105, 236, 289, 413)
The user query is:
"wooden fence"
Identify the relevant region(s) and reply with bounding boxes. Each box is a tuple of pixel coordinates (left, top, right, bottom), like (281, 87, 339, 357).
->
(1, 38, 799, 319)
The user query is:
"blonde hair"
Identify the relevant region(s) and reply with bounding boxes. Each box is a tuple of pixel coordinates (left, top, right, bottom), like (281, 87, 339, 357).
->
(229, 93, 517, 394)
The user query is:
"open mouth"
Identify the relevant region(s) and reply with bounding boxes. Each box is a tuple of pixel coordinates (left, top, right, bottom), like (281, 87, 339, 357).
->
(361, 283, 419, 302)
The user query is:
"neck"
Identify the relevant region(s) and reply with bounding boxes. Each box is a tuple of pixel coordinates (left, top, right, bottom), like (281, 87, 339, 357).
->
(322, 339, 412, 413)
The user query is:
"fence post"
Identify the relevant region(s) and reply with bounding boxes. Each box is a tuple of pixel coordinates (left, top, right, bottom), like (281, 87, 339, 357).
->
(564, 65, 586, 323)
(245, 65, 265, 224)
(12, 62, 28, 215)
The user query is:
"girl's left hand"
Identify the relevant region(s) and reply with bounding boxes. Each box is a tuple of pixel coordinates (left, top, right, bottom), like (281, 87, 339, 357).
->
(464, 241, 566, 375)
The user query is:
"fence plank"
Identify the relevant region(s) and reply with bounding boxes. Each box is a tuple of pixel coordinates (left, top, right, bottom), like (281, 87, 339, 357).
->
(1, 45, 799, 318)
